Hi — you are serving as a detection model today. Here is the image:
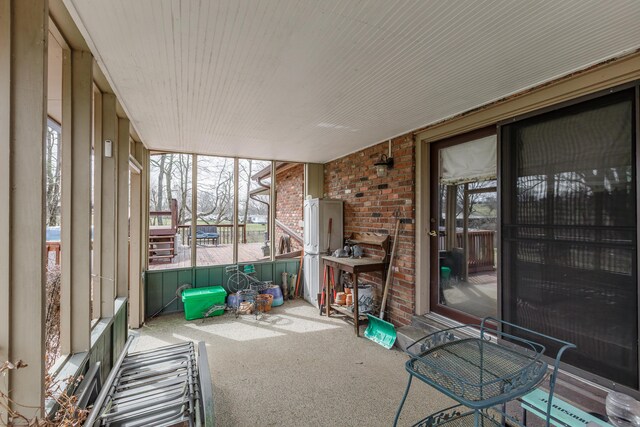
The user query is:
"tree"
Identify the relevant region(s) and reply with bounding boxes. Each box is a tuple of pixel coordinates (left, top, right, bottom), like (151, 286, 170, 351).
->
(45, 125, 62, 227)
(151, 154, 166, 225)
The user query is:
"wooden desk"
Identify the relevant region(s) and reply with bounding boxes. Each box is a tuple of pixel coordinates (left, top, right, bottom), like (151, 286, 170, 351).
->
(322, 255, 386, 336)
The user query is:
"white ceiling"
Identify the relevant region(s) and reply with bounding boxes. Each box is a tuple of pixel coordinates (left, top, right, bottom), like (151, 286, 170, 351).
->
(65, 0, 640, 163)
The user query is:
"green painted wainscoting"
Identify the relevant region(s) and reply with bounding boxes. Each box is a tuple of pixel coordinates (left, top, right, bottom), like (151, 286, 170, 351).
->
(144, 259, 301, 319)
(89, 297, 129, 384)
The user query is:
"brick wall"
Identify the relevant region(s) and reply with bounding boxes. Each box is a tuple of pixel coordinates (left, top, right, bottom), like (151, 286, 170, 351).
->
(275, 163, 304, 253)
(324, 135, 415, 326)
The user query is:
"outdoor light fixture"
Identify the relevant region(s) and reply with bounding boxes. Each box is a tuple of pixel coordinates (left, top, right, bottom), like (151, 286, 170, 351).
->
(374, 140, 394, 177)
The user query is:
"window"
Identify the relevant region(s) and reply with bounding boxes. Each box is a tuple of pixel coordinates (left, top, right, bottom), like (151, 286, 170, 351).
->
(501, 88, 637, 388)
(45, 118, 62, 369)
(238, 159, 271, 263)
(274, 163, 305, 257)
(148, 153, 193, 270)
(196, 156, 234, 266)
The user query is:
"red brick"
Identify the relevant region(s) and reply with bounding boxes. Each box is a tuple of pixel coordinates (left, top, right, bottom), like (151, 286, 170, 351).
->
(324, 137, 416, 327)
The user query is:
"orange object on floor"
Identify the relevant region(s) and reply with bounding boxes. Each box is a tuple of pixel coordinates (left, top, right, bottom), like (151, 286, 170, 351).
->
(256, 294, 274, 312)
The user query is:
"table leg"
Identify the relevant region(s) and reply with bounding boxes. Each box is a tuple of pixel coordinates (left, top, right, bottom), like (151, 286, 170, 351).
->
(325, 265, 331, 317)
(353, 272, 359, 336)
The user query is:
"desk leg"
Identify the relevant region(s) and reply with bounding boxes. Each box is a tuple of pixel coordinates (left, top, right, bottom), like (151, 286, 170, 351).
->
(353, 272, 359, 336)
(325, 265, 331, 317)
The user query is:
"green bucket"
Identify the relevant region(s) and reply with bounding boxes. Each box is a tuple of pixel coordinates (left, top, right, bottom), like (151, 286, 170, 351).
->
(440, 266, 451, 282)
(365, 314, 397, 349)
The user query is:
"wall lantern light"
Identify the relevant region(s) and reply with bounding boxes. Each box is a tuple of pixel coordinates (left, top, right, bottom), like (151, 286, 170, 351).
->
(374, 140, 394, 177)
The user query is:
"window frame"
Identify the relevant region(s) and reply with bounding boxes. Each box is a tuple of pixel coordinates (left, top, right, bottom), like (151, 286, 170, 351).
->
(147, 152, 279, 270)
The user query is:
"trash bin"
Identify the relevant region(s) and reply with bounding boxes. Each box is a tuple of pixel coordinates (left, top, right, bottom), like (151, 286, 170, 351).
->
(182, 286, 227, 320)
(440, 266, 451, 283)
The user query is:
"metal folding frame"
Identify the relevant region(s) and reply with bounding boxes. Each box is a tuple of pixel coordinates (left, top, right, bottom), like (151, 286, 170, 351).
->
(85, 339, 213, 427)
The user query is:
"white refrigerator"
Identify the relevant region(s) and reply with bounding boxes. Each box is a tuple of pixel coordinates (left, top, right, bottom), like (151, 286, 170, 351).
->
(303, 198, 343, 307)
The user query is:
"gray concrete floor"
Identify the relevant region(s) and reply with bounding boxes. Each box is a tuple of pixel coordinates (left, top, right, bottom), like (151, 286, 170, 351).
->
(132, 300, 453, 426)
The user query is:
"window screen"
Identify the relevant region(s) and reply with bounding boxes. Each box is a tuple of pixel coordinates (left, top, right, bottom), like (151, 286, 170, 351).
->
(501, 89, 637, 388)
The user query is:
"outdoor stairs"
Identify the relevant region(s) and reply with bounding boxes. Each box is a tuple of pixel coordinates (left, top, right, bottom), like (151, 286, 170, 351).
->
(148, 234, 176, 263)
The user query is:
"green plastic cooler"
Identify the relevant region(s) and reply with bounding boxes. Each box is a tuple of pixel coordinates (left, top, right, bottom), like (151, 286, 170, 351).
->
(181, 286, 227, 320)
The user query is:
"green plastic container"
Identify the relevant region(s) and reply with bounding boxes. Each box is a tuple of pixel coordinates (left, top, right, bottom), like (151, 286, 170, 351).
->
(440, 266, 451, 282)
(181, 286, 227, 321)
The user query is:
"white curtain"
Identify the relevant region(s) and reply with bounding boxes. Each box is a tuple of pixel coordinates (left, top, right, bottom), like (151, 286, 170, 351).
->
(440, 135, 497, 184)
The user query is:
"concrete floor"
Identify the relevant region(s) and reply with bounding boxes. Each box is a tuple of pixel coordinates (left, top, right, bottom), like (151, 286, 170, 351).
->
(131, 300, 453, 426)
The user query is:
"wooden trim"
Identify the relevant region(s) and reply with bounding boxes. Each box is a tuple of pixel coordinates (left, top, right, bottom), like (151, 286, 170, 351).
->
(415, 136, 429, 315)
(48, 16, 69, 50)
(416, 52, 640, 144)
(128, 154, 142, 174)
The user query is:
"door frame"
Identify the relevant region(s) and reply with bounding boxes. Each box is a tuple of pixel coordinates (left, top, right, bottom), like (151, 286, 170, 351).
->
(428, 126, 497, 325)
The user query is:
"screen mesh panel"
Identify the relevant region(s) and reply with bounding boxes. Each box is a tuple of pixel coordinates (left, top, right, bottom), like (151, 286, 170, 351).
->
(501, 89, 637, 388)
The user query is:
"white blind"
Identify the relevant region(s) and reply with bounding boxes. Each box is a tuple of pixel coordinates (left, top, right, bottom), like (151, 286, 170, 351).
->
(440, 135, 497, 184)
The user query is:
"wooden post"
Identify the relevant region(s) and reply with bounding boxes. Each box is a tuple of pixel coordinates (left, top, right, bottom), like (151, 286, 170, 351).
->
(100, 93, 118, 317)
(191, 154, 197, 266)
(463, 183, 469, 281)
(233, 158, 238, 264)
(140, 147, 149, 322)
(304, 163, 324, 198)
(60, 49, 93, 354)
(116, 117, 129, 297)
(92, 87, 103, 320)
(129, 141, 142, 328)
(0, 0, 48, 419)
(445, 185, 457, 250)
(270, 161, 276, 261)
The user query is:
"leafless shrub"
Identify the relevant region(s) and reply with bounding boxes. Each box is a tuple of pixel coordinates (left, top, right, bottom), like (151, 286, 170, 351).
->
(1, 361, 88, 426)
(45, 266, 61, 371)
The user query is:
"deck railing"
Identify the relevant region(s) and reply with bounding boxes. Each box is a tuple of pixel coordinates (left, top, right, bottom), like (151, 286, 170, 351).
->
(46, 241, 61, 267)
(177, 224, 249, 245)
(439, 230, 495, 273)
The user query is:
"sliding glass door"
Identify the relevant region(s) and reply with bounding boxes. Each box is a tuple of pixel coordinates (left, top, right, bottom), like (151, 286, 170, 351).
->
(501, 87, 638, 389)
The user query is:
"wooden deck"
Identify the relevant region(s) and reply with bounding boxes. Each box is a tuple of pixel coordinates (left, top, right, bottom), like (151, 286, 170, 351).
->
(148, 242, 267, 270)
(442, 271, 497, 318)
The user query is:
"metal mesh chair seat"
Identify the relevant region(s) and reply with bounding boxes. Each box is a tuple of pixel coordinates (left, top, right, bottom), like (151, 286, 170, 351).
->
(407, 338, 546, 407)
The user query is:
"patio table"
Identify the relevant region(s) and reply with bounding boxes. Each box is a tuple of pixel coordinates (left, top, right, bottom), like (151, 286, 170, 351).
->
(394, 317, 575, 427)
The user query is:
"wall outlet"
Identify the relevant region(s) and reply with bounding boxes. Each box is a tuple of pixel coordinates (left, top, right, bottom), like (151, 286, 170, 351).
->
(392, 266, 399, 272)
